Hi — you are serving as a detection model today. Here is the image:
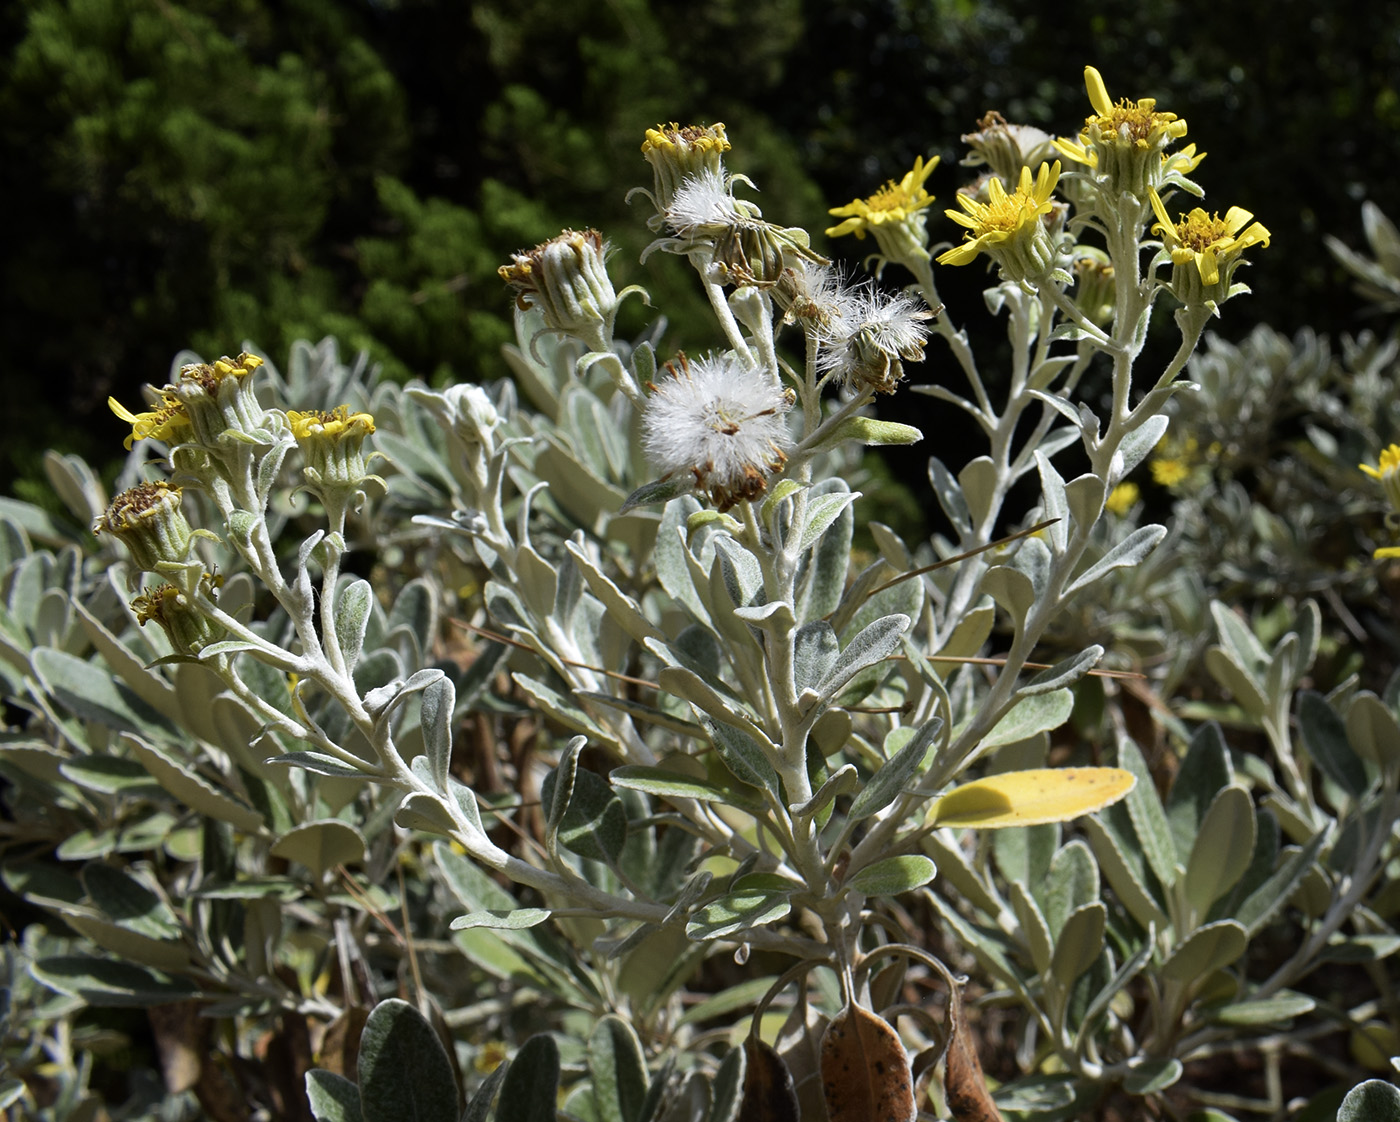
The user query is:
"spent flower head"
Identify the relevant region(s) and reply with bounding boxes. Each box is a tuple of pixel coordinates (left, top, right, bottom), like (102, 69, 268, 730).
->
(1054, 66, 1199, 201)
(93, 481, 195, 573)
(1149, 189, 1270, 307)
(961, 111, 1058, 184)
(826, 155, 939, 274)
(131, 573, 225, 657)
(656, 168, 824, 287)
(499, 229, 619, 351)
(642, 352, 793, 511)
(638, 122, 731, 227)
(939, 161, 1063, 284)
(810, 273, 935, 394)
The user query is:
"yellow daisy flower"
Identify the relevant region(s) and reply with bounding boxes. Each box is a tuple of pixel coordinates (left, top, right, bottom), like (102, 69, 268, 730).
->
(1054, 66, 1195, 199)
(826, 155, 939, 240)
(108, 390, 190, 450)
(285, 405, 377, 442)
(1105, 482, 1140, 515)
(825, 156, 939, 272)
(1361, 443, 1400, 513)
(937, 161, 1061, 280)
(1149, 189, 1270, 303)
(1150, 458, 1190, 488)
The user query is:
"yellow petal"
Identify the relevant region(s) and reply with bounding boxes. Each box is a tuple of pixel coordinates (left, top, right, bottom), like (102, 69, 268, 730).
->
(1222, 206, 1255, 235)
(930, 767, 1135, 828)
(1085, 66, 1113, 117)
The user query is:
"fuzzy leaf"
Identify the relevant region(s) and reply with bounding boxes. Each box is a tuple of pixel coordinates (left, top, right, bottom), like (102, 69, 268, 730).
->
(358, 999, 458, 1122)
(846, 855, 936, 896)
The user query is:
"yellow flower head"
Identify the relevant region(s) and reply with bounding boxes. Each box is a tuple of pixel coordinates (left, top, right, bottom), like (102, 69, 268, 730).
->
(1054, 66, 1196, 199)
(286, 405, 381, 512)
(1361, 444, 1400, 514)
(1150, 457, 1191, 488)
(826, 156, 939, 240)
(1149, 190, 1270, 303)
(286, 405, 377, 442)
(1105, 482, 1140, 515)
(938, 161, 1062, 280)
(825, 156, 939, 272)
(109, 390, 190, 450)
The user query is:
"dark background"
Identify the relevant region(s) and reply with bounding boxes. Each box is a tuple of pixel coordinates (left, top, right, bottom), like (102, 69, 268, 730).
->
(3, 0, 1396, 505)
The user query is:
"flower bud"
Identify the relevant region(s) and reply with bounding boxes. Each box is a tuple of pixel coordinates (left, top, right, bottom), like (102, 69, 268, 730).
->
(1072, 247, 1117, 325)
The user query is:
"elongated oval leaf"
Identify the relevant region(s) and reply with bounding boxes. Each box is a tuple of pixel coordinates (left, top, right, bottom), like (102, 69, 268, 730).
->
(741, 1036, 798, 1122)
(1065, 525, 1166, 595)
(931, 768, 1134, 829)
(848, 718, 942, 821)
(335, 579, 374, 675)
(358, 999, 458, 1122)
(124, 734, 264, 832)
(419, 676, 455, 792)
(588, 1014, 648, 1122)
(846, 855, 936, 896)
(495, 1034, 561, 1122)
(1185, 785, 1256, 916)
(306, 1070, 364, 1122)
(1161, 920, 1247, 983)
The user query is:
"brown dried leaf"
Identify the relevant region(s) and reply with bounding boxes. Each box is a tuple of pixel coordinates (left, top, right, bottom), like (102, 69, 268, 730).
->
(820, 1002, 915, 1122)
(148, 1001, 206, 1094)
(318, 1005, 371, 1077)
(739, 1036, 799, 1122)
(943, 988, 1003, 1122)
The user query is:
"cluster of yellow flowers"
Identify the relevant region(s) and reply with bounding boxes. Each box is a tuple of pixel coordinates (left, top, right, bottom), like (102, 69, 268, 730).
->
(824, 65, 1271, 306)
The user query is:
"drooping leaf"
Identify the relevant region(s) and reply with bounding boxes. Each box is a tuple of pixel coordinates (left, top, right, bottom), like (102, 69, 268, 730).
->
(942, 986, 1004, 1122)
(820, 1002, 915, 1122)
(740, 1036, 798, 1122)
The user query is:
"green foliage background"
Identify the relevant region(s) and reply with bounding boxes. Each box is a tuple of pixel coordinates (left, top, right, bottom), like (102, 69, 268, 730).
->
(2, 0, 1397, 493)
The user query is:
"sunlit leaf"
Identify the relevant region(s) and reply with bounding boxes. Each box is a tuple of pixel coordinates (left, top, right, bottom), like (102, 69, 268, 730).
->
(931, 768, 1134, 829)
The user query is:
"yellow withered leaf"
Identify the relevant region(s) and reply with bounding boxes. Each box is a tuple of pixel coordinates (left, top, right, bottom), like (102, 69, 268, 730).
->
(930, 767, 1134, 829)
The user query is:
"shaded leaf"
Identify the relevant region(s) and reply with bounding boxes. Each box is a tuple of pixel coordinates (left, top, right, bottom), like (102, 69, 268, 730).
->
(358, 999, 458, 1122)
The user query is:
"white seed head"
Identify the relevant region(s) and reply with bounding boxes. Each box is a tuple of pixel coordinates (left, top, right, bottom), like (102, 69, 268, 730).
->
(642, 353, 793, 509)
